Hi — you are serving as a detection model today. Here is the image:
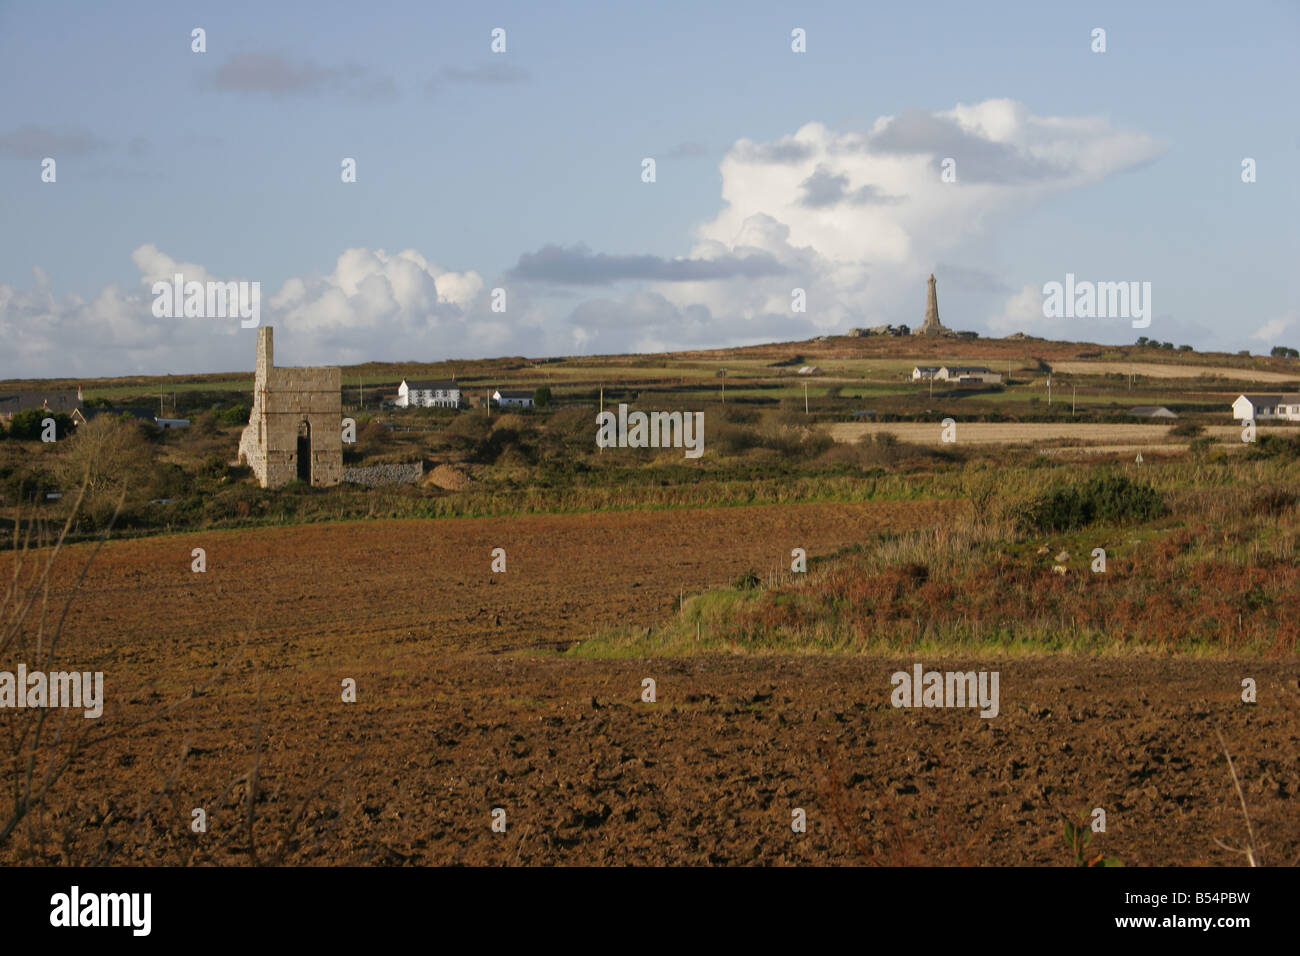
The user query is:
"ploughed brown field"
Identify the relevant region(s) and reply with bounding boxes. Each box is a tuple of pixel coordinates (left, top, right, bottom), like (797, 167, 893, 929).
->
(3, 501, 1296, 866)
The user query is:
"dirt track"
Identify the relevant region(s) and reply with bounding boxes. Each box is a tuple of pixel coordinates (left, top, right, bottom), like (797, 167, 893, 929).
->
(826, 422, 1298, 446)
(2, 502, 1297, 866)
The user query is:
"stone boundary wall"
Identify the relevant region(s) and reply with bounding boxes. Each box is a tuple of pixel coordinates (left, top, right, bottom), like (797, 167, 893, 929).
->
(341, 461, 425, 487)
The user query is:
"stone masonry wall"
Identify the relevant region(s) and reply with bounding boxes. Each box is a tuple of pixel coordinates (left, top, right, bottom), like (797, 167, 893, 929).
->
(341, 461, 424, 487)
(239, 328, 343, 488)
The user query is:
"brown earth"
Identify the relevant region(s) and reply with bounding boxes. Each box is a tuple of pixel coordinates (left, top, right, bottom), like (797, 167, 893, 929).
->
(423, 464, 475, 491)
(2, 501, 1296, 866)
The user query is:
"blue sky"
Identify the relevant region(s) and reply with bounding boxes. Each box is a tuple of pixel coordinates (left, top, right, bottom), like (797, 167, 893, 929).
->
(1, 0, 1296, 377)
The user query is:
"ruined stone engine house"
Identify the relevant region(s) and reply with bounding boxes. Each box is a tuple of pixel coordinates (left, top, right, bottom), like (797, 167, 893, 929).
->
(238, 327, 342, 488)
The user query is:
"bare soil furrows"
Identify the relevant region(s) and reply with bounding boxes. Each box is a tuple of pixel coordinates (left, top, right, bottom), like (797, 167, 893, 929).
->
(31, 501, 944, 661)
(12, 655, 1297, 866)
(3, 501, 1296, 866)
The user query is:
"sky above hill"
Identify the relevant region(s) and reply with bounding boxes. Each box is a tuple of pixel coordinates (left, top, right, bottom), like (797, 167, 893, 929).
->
(1, 0, 1296, 377)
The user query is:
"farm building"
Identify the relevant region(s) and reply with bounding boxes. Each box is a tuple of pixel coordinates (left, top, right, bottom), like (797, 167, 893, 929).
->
(84, 407, 155, 424)
(912, 366, 941, 381)
(797, 366, 820, 375)
(155, 416, 191, 429)
(1232, 393, 1300, 421)
(493, 389, 534, 409)
(1127, 406, 1178, 419)
(397, 379, 461, 409)
(0, 387, 86, 423)
(936, 366, 1001, 384)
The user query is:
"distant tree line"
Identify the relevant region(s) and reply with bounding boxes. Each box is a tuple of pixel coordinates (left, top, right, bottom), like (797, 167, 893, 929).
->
(1134, 337, 1192, 351)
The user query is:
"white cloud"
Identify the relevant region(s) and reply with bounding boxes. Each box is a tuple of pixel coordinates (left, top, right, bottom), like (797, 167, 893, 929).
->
(987, 283, 1048, 335)
(1, 100, 1170, 376)
(130, 243, 213, 286)
(656, 99, 1165, 339)
(1251, 313, 1297, 343)
(0, 245, 515, 378)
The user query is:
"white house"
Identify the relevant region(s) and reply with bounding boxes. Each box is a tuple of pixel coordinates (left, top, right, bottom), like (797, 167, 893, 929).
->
(493, 388, 534, 409)
(397, 379, 461, 408)
(936, 366, 1001, 384)
(1233, 393, 1300, 422)
(912, 366, 941, 381)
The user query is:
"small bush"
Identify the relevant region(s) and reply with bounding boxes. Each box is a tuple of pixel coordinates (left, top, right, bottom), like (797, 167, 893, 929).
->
(1169, 422, 1203, 438)
(216, 403, 251, 427)
(1019, 473, 1168, 533)
(7, 409, 74, 441)
(732, 569, 761, 590)
(1251, 434, 1300, 459)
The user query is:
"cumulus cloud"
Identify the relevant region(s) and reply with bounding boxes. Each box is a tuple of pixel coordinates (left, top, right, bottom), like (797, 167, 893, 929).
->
(1, 99, 1173, 374)
(641, 98, 1165, 339)
(1251, 313, 1297, 343)
(270, 247, 489, 354)
(987, 283, 1048, 335)
(0, 246, 516, 378)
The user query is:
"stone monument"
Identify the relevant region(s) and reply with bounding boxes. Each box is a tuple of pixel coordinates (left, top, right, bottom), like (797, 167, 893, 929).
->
(915, 273, 950, 336)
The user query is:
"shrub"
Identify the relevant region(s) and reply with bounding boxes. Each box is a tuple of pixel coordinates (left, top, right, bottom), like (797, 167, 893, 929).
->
(7, 409, 74, 441)
(199, 454, 228, 478)
(0, 467, 57, 504)
(1251, 434, 1300, 459)
(532, 386, 552, 408)
(732, 569, 761, 590)
(1169, 422, 1203, 438)
(216, 403, 251, 427)
(1019, 473, 1168, 533)
(711, 422, 763, 455)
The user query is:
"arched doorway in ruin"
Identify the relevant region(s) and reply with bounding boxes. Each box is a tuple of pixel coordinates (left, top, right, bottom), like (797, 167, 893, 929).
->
(296, 420, 311, 482)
